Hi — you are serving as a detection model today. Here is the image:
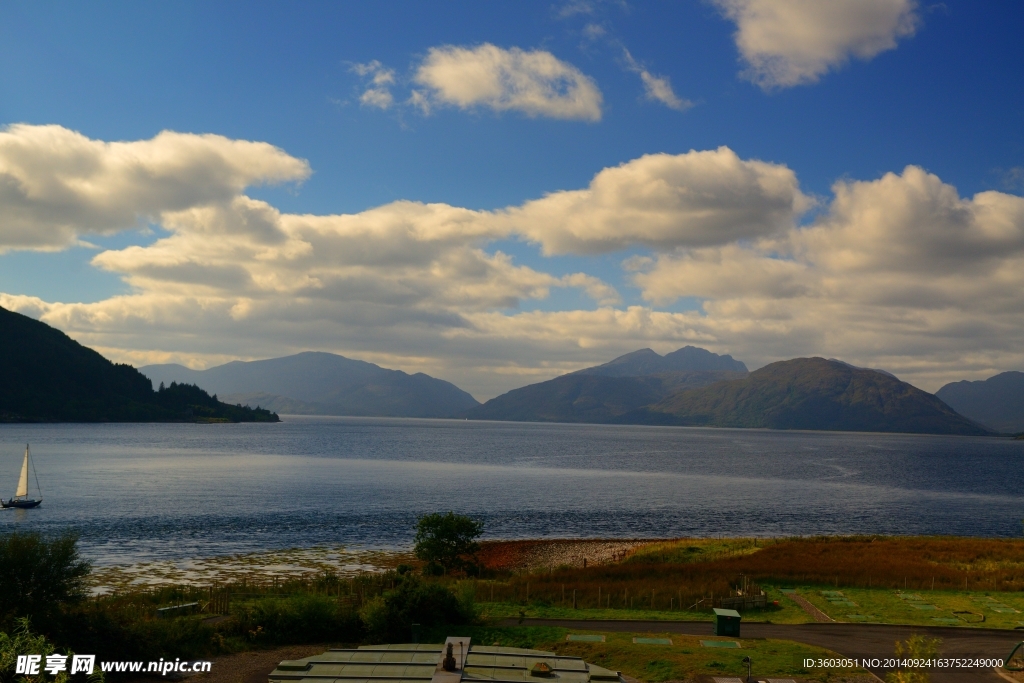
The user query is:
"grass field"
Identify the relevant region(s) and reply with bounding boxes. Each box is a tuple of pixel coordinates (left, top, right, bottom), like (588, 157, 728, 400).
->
(472, 535, 1024, 630)
(418, 624, 874, 683)
(794, 586, 1024, 628)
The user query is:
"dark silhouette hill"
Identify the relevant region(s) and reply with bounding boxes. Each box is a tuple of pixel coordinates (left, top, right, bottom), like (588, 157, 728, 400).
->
(466, 346, 747, 423)
(141, 352, 480, 418)
(0, 305, 276, 423)
(629, 357, 990, 435)
(935, 371, 1024, 433)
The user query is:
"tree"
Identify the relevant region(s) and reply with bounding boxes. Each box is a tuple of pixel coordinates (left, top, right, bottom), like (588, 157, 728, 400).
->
(0, 532, 91, 628)
(413, 512, 483, 575)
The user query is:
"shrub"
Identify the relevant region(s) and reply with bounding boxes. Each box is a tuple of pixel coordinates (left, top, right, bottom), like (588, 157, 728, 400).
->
(0, 618, 102, 683)
(229, 595, 362, 645)
(0, 532, 90, 629)
(360, 577, 472, 643)
(885, 635, 941, 683)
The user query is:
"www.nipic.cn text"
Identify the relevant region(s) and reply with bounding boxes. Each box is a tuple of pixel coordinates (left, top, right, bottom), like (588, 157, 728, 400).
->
(16, 654, 213, 676)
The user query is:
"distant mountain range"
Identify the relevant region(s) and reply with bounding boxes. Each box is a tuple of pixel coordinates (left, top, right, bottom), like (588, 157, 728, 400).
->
(936, 371, 1024, 434)
(4, 299, 1014, 434)
(141, 352, 480, 418)
(0, 305, 276, 423)
(470, 351, 991, 436)
(466, 347, 748, 423)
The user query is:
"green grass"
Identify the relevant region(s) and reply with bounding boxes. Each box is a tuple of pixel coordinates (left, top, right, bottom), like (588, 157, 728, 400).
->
(478, 583, 1024, 630)
(794, 587, 1024, 628)
(422, 625, 873, 682)
(477, 597, 811, 624)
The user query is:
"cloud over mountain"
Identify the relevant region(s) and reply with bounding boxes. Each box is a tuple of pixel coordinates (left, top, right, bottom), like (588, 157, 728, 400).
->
(2, 125, 1023, 399)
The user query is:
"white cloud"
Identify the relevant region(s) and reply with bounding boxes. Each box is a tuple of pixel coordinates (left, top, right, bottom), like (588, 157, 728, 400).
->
(0, 124, 309, 251)
(621, 49, 692, 111)
(629, 166, 1024, 389)
(413, 44, 603, 121)
(713, 0, 920, 89)
(350, 60, 396, 110)
(582, 23, 607, 41)
(503, 147, 811, 254)
(555, 1, 596, 20)
(5, 125, 1024, 398)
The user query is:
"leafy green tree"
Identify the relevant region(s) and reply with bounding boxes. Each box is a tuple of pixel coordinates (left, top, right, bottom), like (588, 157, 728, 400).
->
(0, 532, 91, 628)
(413, 512, 483, 575)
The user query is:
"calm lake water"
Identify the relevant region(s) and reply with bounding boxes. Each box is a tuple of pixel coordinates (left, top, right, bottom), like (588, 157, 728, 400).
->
(1, 416, 1022, 567)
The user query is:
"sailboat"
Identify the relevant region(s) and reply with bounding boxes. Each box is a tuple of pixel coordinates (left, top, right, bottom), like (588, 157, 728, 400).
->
(1, 444, 42, 509)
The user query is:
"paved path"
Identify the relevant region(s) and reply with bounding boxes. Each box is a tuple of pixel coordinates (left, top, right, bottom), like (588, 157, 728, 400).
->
(501, 618, 1022, 683)
(786, 594, 833, 623)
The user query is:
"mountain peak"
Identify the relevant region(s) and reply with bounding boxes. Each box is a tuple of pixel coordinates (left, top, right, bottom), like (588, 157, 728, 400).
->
(578, 345, 747, 377)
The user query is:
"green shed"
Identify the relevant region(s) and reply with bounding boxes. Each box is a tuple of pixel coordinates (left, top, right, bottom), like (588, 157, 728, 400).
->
(713, 608, 741, 637)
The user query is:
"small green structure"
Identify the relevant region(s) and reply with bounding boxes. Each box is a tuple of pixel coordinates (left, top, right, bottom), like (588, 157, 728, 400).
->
(713, 607, 741, 637)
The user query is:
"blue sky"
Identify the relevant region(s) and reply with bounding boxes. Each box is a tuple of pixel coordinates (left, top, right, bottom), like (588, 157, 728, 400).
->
(1, 1, 1023, 398)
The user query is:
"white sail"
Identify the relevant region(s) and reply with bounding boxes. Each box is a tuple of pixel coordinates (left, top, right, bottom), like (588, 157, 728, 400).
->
(15, 445, 29, 498)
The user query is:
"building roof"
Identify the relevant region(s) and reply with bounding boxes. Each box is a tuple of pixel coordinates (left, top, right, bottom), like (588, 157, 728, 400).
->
(268, 637, 622, 683)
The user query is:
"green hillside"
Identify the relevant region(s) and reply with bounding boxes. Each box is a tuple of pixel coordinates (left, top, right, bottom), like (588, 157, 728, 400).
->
(0, 305, 277, 423)
(630, 357, 990, 435)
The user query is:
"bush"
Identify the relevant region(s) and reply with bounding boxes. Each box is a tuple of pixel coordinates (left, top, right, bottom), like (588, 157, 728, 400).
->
(885, 635, 941, 683)
(360, 577, 472, 643)
(51, 607, 220, 663)
(0, 532, 90, 629)
(0, 618, 102, 683)
(229, 595, 362, 645)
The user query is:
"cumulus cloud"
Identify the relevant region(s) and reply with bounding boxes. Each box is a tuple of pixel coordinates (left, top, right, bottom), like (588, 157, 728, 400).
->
(503, 147, 811, 254)
(621, 49, 692, 111)
(629, 166, 1024, 389)
(0, 124, 309, 251)
(5, 125, 1024, 398)
(412, 44, 603, 121)
(713, 0, 920, 89)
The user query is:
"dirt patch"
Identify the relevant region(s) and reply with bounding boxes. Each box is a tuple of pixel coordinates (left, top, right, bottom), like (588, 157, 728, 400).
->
(477, 539, 657, 572)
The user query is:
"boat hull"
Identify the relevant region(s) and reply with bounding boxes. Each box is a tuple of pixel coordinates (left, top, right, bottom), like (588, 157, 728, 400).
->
(1, 499, 41, 509)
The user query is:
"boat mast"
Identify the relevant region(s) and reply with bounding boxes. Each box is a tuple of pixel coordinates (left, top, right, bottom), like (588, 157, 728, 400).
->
(30, 445, 42, 500)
